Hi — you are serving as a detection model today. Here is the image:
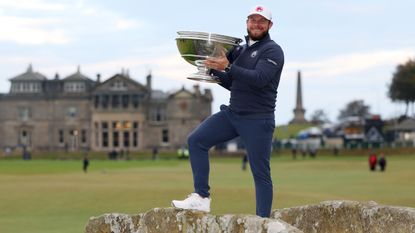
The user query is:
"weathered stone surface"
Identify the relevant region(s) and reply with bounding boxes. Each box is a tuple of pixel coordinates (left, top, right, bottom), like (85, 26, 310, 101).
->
(271, 200, 415, 233)
(85, 207, 302, 233)
(85, 201, 415, 233)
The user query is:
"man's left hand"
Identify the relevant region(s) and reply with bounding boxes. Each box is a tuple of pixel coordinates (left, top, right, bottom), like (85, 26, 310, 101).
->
(204, 50, 229, 71)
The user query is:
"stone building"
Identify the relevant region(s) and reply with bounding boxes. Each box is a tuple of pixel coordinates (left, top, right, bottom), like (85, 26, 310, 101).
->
(0, 65, 212, 152)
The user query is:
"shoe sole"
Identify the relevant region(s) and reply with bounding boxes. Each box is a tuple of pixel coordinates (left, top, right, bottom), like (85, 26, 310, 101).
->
(171, 202, 210, 212)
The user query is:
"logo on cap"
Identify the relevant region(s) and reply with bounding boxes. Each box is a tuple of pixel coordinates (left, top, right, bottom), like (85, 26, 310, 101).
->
(256, 6, 263, 12)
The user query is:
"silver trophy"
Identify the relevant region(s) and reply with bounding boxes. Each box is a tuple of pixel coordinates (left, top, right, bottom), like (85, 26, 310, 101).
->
(176, 31, 242, 83)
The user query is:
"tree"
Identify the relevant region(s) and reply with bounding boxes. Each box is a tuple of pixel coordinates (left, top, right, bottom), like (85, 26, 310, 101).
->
(388, 58, 415, 116)
(310, 109, 330, 124)
(338, 100, 370, 120)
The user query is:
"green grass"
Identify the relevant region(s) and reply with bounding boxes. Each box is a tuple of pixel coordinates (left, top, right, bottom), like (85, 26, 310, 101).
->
(0, 155, 414, 233)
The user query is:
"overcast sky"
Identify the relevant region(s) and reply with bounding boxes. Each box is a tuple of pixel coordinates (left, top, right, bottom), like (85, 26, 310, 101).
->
(0, 0, 414, 125)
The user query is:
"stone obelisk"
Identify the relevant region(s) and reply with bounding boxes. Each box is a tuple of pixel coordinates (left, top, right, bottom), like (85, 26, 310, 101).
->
(289, 71, 308, 124)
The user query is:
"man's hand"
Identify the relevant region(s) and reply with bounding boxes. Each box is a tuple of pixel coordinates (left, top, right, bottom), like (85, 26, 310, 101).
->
(204, 50, 229, 71)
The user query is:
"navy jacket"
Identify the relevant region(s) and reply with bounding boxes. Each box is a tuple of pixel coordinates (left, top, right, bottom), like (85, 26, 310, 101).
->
(212, 33, 284, 119)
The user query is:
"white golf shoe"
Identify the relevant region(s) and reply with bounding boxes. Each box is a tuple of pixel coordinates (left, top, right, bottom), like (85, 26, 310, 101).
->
(171, 193, 211, 212)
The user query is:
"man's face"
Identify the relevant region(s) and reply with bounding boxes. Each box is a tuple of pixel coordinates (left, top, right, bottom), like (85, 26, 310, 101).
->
(246, 14, 273, 41)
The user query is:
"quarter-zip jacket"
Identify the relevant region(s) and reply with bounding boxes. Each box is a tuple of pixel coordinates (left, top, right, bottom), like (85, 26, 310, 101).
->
(212, 33, 284, 119)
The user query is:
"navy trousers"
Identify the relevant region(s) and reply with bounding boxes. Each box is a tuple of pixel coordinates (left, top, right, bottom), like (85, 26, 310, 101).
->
(187, 106, 275, 217)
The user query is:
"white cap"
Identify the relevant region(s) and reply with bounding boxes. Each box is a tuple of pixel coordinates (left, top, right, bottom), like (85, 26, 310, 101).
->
(248, 5, 272, 21)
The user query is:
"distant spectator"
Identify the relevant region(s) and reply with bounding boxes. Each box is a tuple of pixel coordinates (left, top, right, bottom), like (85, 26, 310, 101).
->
(378, 154, 387, 172)
(108, 149, 118, 160)
(290, 139, 297, 160)
(83, 148, 90, 173)
(301, 147, 307, 158)
(308, 145, 317, 158)
(333, 146, 339, 156)
(125, 149, 130, 160)
(368, 152, 377, 171)
(291, 147, 297, 160)
(119, 149, 124, 159)
(242, 153, 248, 171)
(22, 146, 31, 160)
(152, 146, 158, 160)
(4, 147, 11, 156)
(83, 155, 89, 173)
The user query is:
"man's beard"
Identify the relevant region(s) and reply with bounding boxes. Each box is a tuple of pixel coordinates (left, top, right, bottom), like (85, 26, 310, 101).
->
(247, 29, 269, 41)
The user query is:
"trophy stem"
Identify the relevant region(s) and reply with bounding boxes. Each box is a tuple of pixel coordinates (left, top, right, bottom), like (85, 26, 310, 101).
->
(186, 59, 219, 83)
(195, 59, 209, 74)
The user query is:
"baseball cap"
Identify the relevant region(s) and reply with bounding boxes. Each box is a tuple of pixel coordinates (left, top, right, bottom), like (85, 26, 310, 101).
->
(248, 5, 272, 21)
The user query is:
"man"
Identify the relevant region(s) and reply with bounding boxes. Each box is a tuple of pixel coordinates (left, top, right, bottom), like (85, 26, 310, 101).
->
(172, 5, 284, 218)
(378, 153, 386, 172)
(369, 152, 377, 171)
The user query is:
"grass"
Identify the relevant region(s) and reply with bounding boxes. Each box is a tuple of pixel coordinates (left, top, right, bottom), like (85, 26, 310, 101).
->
(0, 154, 414, 233)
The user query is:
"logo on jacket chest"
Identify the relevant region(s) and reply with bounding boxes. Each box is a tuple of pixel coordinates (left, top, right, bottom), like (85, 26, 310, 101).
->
(251, 51, 258, 58)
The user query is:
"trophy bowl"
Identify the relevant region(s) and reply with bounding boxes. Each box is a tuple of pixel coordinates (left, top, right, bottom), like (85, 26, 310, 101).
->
(176, 31, 242, 83)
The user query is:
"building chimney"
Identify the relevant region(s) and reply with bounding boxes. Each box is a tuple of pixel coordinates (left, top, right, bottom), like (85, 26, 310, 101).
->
(146, 72, 152, 91)
(193, 84, 201, 97)
(96, 73, 101, 83)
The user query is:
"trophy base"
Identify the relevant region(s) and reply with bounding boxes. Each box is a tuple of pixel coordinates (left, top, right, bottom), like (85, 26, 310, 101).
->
(187, 74, 220, 83)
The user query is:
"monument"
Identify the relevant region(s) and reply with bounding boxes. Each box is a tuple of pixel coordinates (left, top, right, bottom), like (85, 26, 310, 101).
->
(289, 71, 308, 124)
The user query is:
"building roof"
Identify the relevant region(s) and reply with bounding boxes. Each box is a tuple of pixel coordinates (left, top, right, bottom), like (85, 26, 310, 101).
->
(390, 118, 415, 131)
(9, 64, 47, 81)
(63, 66, 92, 82)
(168, 86, 193, 98)
(151, 90, 169, 100)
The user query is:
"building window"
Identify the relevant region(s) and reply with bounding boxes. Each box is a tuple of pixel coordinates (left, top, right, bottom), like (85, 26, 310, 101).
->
(112, 95, 119, 109)
(94, 122, 99, 147)
(12, 82, 41, 93)
(122, 95, 129, 108)
(81, 129, 87, 144)
(102, 95, 109, 109)
(133, 132, 138, 147)
(162, 129, 169, 143)
(18, 107, 30, 121)
(112, 121, 122, 130)
(64, 82, 85, 93)
(67, 107, 77, 119)
(123, 121, 131, 129)
(133, 121, 139, 147)
(94, 95, 100, 108)
(110, 80, 127, 91)
(113, 131, 119, 147)
(102, 132, 108, 147)
(20, 130, 31, 146)
(123, 131, 130, 147)
(58, 129, 64, 144)
(150, 106, 165, 122)
(102, 121, 108, 148)
(70, 129, 78, 136)
(132, 95, 139, 108)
